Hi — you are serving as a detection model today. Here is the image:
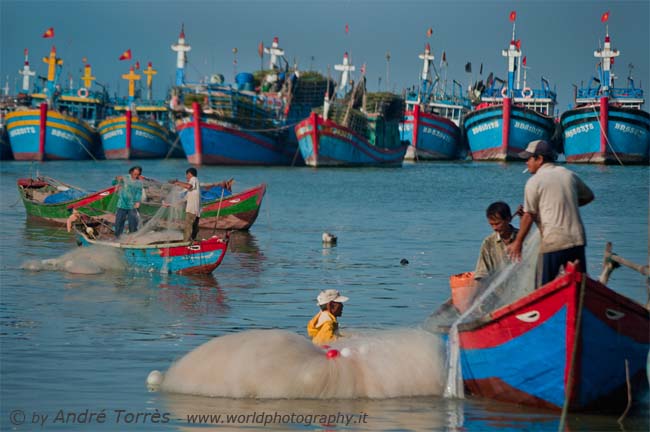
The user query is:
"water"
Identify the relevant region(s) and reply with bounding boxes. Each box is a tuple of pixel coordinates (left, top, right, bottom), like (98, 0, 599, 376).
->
(1, 159, 648, 431)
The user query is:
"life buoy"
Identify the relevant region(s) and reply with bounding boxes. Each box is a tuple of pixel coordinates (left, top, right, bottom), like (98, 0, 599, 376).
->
(77, 87, 89, 98)
(522, 87, 533, 99)
(501, 87, 508, 98)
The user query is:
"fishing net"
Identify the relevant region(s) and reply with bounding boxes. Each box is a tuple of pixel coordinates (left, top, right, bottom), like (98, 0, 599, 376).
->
(422, 229, 541, 398)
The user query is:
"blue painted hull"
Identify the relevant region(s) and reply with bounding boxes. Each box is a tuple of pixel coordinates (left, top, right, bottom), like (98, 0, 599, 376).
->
(464, 105, 555, 161)
(561, 105, 650, 164)
(0, 127, 13, 160)
(4, 109, 100, 161)
(295, 113, 407, 167)
(456, 269, 649, 411)
(177, 119, 300, 166)
(98, 116, 178, 159)
(77, 232, 229, 275)
(401, 110, 462, 160)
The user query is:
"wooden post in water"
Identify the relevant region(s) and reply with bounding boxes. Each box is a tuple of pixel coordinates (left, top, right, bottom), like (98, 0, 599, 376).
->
(599, 241, 650, 307)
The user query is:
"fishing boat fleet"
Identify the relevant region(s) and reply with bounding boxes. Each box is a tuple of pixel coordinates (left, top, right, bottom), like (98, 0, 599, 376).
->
(1, 12, 647, 166)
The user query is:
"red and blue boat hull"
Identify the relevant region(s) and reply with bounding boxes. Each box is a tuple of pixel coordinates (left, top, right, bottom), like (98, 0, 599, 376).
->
(99, 116, 177, 159)
(5, 109, 99, 161)
(401, 106, 462, 160)
(295, 113, 407, 167)
(464, 103, 555, 161)
(78, 234, 229, 275)
(561, 105, 650, 164)
(459, 268, 650, 411)
(177, 118, 297, 166)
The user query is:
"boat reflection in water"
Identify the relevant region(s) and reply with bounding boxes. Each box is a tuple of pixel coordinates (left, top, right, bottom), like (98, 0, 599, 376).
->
(157, 273, 229, 317)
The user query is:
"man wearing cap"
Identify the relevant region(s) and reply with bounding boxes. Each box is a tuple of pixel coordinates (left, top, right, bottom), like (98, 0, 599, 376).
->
(307, 289, 349, 345)
(508, 140, 594, 285)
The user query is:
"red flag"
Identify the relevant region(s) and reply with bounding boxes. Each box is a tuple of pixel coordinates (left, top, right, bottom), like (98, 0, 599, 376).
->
(42, 27, 54, 38)
(509, 11, 516, 22)
(522, 56, 527, 66)
(360, 63, 366, 75)
(601, 11, 610, 23)
(135, 61, 140, 70)
(426, 27, 433, 38)
(515, 39, 521, 50)
(345, 23, 349, 34)
(258, 41, 264, 58)
(118, 49, 132, 61)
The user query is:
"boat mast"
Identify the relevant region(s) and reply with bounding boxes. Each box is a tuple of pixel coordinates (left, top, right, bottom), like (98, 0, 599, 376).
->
(171, 24, 191, 86)
(418, 43, 434, 104)
(19, 49, 35, 92)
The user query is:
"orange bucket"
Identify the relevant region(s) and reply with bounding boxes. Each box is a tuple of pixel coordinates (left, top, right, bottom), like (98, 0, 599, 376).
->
(449, 271, 477, 313)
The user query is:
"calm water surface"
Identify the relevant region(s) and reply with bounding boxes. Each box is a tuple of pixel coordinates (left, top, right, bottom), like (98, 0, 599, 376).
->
(1, 159, 648, 431)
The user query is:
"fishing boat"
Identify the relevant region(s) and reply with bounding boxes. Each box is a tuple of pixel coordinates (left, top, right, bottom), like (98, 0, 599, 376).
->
(18, 176, 266, 231)
(463, 11, 557, 161)
(75, 227, 229, 275)
(560, 15, 650, 164)
(99, 62, 181, 159)
(402, 44, 471, 161)
(4, 47, 106, 161)
(295, 53, 408, 167)
(17, 176, 117, 224)
(432, 261, 649, 411)
(171, 30, 329, 165)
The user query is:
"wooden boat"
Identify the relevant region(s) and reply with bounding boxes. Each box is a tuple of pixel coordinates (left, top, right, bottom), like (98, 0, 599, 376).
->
(17, 177, 117, 224)
(98, 63, 181, 160)
(75, 228, 228, 275)
(402, 44, 470, 161)
(560, 20, 649, 164)
(172, 29, 329, 166)
(296, 56, 407, 167)
(5, 48, 106, 161)
(436, 262, 649, 411)
(18, 177, 266, 231)
(463, 12, 557, 161)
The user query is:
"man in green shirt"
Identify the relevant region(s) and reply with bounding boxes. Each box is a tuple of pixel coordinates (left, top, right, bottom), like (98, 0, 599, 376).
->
(114, 166, 144, 238)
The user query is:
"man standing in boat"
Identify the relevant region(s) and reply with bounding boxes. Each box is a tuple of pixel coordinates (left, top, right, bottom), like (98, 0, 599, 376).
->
(307, 289, 348, 345)
(114, 166, 144, 238)
(508, 140, 594, 284)
(170, 167, 201, 243)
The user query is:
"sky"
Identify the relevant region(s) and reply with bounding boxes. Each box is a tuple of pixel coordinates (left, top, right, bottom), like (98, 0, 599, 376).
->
(1, 0, 648, 112)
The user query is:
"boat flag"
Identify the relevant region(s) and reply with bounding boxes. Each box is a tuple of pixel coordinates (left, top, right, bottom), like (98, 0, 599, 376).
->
(509, 10, 516, 22)
(426, 27, 433, 38)
(465, 62, 472, 73)
(82, 57, 87, 64)
(522, 56, 527, 66)
(119, 49, 132, 61)
(479, 63, 483, 75)
(257, 41, 264, 58)
(515, 39, 521, 50)
(360, 63, 366, 75)
(345, 23, 349, 34)
(135, 61, 140, 70)
(441, 51, 447, 67)
(42, 27, 54, 38)
(601, 11, 610, 23)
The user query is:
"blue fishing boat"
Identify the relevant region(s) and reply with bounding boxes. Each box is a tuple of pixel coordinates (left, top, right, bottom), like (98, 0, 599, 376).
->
(463, 12, 557, 161)
(1, 94, 17, 160)
(560, 15, 649, 164)
(99, 63, 180, 159)
(4, 47, 106, 161)
(171, 30, 328, 165)
(76, 228, 229, 275)
(434, 262, 649, 411)
(295, 53, 407, 167)
(402, 44, 470, 161)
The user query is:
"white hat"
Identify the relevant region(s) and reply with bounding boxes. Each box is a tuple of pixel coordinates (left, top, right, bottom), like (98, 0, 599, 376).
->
(317, 289, 349, 306)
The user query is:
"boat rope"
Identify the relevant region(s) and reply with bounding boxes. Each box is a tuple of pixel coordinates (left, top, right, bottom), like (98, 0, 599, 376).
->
(557, 274, 587, 432)
(590, 104, 624, 166)
(211, 187, 226, 236)
(72, 133, 99, 162)
(164, 134, 182, 160)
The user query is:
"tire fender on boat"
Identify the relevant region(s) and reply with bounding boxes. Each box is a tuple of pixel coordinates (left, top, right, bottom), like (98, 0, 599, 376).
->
(77, 87, 89, 98)
(522, 87, 533, 99)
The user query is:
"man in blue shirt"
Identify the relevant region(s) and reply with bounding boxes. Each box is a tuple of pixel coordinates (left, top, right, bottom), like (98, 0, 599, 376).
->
(114, 166, 144, 238)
